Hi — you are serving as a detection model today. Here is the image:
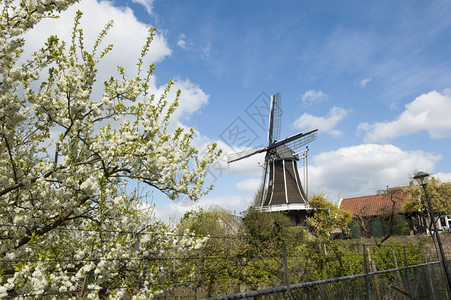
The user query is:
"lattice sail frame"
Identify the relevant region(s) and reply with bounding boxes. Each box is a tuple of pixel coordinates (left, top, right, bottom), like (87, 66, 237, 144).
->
(270, 130, 317, 161)
(227, 128, 317, 163)
(268, 93, 282, 144)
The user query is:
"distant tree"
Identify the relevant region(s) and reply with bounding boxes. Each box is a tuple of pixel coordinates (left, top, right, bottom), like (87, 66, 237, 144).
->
(354, 187, 409, 246)
(403, 176, 451, 232)
(243, 209, 296, 243)
(178, 206, 241, 236)
(249, 181, 265, 209)
(353, 208, 373, 238)
(0, 1, 220, 298)
(242, 209, 307, 289)
(377, 187, 409, 244)
(305, 193, 352, 280)
(306, 193, 352, 241)
(175, 206, 243, 298)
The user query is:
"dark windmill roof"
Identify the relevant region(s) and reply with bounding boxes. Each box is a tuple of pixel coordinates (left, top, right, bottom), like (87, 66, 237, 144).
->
(273, 144, 299, 160)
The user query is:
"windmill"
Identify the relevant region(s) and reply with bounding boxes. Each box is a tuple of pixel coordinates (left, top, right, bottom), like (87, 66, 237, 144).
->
(228, 93, 318, 225)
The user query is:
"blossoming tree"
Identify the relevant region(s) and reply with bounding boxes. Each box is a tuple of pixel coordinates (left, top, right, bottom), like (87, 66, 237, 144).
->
(0, 0, 220, 298)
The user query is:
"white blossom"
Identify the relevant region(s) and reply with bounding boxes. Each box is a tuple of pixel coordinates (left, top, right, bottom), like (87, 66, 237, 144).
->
(0, 1, 219, 298)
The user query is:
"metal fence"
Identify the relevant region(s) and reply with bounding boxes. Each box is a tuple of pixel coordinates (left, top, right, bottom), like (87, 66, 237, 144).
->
(200, 240, 451, 300)
(3, 230, 449, 299)
(203, 259, 450, 300)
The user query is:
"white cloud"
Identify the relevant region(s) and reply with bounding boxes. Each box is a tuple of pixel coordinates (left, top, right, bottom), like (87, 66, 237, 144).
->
(307, 144, 441, 201)
(157, 143, 444, 221)
(177, 39, 187, 49)
(435, 172, 451, 182)
(293, 106, 349, 137)
(360, 78, 372, 88)
(159, 79, 210, 126)
(226, 150, 265, 177)
(359, 89, 451, 142)
(21, 0, 171, 100)
(20, 0, 216, 151)
(131, 0, 154, 15)
(158, 196, 251, 223)
(201, 43, 212, 59)
(175, 33, 211, 58)
(301, 90, 328, 105)
(236, 178, 261, 194)
(177, 136, 265, 197)
(177, 33, 189, 50)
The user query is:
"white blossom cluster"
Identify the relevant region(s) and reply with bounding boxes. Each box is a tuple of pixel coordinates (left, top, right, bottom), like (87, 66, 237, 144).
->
(0, 0, 219, 298)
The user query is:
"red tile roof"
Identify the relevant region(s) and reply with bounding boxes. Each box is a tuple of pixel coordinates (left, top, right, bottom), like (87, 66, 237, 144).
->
(340, 187, 408, 217)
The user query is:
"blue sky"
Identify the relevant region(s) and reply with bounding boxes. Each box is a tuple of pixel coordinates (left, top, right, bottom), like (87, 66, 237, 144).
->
(27, 0, 451, 221)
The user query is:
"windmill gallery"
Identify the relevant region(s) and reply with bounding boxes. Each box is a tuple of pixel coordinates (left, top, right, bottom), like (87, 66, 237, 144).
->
(228, 93, 318, 225)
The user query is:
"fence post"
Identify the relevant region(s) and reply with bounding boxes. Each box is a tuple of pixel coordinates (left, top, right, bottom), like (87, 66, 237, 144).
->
(403, 246, 414, 300)
(363, 245, 372, 300)
(282, 240, 291, 300)
(424, 249, 436, 300)
(391, 250, 403, 283)
(368, 249, 381, 300)
(436, 247, 450, 299)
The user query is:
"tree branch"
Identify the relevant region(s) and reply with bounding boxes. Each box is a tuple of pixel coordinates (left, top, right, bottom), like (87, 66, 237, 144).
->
(1, 133, 18, 184)
(8, 196, 91, 255)
(0, 158, 100, 197)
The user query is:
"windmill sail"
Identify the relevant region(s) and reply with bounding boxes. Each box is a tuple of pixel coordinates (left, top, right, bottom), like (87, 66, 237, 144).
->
(268, 93, 282, 144)
(227, 146, 266, 163)
(227, 128, 317, 163)
(271, 128, 317, 159)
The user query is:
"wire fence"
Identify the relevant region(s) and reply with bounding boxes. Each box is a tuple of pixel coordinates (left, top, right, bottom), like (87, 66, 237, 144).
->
(2, 222, 451, 299)
(203, 260, 450, 299)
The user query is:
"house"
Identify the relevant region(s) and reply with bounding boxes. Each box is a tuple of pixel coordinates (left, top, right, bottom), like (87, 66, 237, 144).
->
(438, 215, 451, 232)
(340, 183, 451, 238)
(339, 187, 414, 238)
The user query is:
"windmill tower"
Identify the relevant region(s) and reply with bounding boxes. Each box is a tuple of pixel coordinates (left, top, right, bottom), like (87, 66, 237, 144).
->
(228, 93, 318, 225)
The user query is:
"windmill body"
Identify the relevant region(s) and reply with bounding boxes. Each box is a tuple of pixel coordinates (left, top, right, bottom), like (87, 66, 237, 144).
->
(228, 93, 317, 225)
